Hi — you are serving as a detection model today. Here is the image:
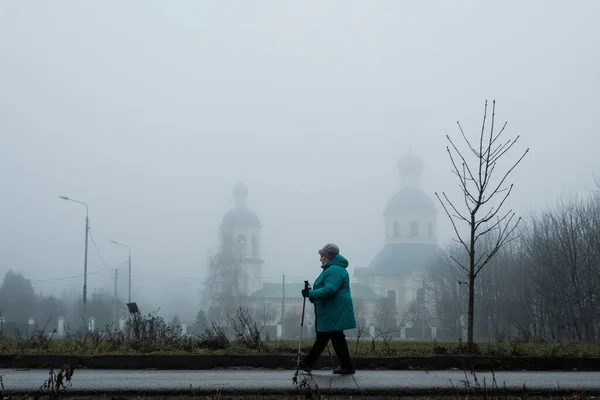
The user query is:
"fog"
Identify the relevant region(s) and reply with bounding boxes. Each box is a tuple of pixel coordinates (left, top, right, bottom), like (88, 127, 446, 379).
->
(1, 1, 599, 321)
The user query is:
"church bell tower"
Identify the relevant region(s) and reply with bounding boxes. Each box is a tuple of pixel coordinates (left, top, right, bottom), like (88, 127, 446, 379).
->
(220, 182, 264, 295)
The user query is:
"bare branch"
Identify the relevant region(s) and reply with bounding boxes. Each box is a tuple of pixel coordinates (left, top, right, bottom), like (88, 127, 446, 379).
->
(474, 250, 488, 268)
(475, 216, 522, 276)
(457, 121, 479, 157)
(489, 120, 508, 149)
(488, 136, 512, 162)
(490, 136, 522, 165)
(451, 169, 476, 181)
(450, 255, 470, 274)
(475, 209, 515, 242)
(459, 184, 478, 211)
(446, 145, 468, 192)
(443, 192, 470, 223)
(478, 205, 496, 225)
(446, 136, 481, 194)
(436, 192, 469, 253)
(475, 185, 514, 228)
(481, 161, 498, 193)
(462, 163, 477, 210)
(482, 99, 495, 187)
(486, 148, 529, 201)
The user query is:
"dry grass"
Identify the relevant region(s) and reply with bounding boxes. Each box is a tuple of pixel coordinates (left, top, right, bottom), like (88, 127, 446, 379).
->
(2, 309, 598, 357)
(2, 335, 600, 357)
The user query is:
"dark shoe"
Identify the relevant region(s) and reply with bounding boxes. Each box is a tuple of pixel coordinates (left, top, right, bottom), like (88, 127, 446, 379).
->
(333, 367, 355, 375)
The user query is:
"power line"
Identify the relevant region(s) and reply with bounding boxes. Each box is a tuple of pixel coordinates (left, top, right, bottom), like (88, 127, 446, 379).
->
(2, 270, 296, 288)
(88, 228, 118, 271)
(30, 270, 112, 283)
(32, 273, 114, 289)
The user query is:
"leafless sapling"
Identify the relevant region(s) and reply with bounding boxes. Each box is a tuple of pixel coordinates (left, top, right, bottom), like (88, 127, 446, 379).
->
(435, 100, 528, 350)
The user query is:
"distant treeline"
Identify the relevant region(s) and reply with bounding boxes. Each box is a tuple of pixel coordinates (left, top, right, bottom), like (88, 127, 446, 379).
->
(426, 186, 600, 342)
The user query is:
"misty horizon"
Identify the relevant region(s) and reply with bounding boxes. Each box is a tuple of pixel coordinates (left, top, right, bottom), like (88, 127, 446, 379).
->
(2, 1, 599, 321)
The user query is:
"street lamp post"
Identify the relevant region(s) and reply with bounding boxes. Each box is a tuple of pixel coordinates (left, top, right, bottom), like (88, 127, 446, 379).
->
(111, 241, 131, 303)
(59, 196, 89, 313)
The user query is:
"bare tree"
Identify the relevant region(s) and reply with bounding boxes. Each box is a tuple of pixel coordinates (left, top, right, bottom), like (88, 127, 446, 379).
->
(426, 180, 600, 343)
(424, 246, 465, 338)
(374, 295, 397, 332)
(201, 244, 243, 321)
(254, 302, 276, 331)
(352, 298, 367, 338)
(521, 194, 600, 342)
(435, 100, 528, 351)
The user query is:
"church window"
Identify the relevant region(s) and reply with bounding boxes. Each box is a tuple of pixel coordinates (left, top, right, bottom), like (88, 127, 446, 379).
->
(416, 288, 426, 303)
(252, 236, 258, 255)
(393, 221, 400, 237)
(410, 221, 419, 237)
(236, 234, 246, 246)
(387, 290, 396, 303)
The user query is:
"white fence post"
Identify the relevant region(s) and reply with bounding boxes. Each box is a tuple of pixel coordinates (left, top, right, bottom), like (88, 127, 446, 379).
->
(57, 316, 65, 338)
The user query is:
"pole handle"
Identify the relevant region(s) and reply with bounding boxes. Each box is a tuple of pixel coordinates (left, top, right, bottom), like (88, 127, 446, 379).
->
(304, 280, 310, 290)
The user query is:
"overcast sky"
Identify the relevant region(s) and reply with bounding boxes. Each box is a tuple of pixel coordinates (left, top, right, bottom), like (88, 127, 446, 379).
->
(1, 1, 599, 317)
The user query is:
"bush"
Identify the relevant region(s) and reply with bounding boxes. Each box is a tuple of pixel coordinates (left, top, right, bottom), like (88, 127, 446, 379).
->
(228, 307, 262, 350)
(200, 321, 229, 350)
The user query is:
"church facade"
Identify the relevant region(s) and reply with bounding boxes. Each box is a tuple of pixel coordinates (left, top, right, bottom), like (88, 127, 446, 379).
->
(214, 183, 384, 338)
(219, 182, 264, 296)
(354, 150, 440, 330)
(211, 151, 439, 338)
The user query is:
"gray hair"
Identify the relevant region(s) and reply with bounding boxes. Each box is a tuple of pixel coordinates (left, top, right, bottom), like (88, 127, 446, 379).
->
(318, 243, 340, 260)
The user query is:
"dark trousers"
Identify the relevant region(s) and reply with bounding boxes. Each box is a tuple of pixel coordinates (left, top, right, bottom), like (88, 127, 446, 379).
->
(302, 331, 354, 369)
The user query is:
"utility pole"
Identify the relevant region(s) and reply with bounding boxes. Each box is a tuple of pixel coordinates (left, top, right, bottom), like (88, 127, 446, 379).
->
(83, 213, 89, 312)
(59, 196, 89, 315)
(111, 241, 131, 303)
(128, 252, 131, 303)
(114, 269, 118, 328)
(281, 274, 285, 339)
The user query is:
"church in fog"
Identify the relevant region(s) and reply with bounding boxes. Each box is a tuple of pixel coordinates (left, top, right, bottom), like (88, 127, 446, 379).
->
(212, 151, 439, 338)
(218, 182, 265, 296)
(354, 150, 440, 328)
(215, 182, 383, 337)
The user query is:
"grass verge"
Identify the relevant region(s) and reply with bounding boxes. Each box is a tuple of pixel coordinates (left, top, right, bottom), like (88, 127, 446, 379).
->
(2, 335, 600, 357)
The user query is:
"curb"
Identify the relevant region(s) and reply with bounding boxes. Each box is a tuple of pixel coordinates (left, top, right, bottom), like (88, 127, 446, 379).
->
(2, 354, 600, 371)
(6, 388, 600, 397)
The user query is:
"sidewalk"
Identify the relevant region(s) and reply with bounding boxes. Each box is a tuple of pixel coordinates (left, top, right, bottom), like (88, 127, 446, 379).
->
(1, 369, 599, 396)
(3, 354, 600, 371)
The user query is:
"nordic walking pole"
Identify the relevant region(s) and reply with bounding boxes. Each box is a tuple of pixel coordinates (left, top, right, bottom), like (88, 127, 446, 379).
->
(296, 280, 310, 370)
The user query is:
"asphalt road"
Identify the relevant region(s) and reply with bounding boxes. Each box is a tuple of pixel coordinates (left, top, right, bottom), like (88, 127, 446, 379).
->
(1, 369, 599, 395)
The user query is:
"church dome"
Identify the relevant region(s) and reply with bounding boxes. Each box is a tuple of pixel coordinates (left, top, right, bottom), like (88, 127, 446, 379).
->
(367, 242, 440, 275)
(385, 186, 436, 215)
(397, 150, 424, 175)
(221, 182, 261, 229)
(221, 208, 261, 228)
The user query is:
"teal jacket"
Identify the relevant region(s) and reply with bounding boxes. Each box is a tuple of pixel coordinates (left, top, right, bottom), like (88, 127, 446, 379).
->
(308, 254, 357, 332)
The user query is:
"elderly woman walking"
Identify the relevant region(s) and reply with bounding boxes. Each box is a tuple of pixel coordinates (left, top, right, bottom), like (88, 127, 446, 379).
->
(299, 243, 356, 375)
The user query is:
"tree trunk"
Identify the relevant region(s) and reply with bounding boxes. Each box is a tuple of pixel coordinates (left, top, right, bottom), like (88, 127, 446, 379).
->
(467, 269, 475, 350)
(468, 221, 476, 351)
